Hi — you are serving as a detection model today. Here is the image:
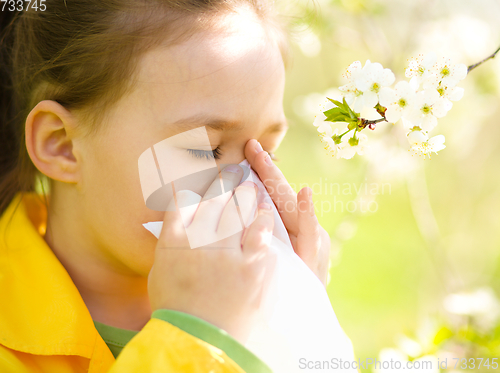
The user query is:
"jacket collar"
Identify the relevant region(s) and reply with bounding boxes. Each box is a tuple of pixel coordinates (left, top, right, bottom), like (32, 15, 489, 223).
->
(0, 192, 101, 358)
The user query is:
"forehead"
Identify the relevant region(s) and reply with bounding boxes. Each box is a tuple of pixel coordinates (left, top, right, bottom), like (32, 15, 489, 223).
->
(131, 8, 285, 125)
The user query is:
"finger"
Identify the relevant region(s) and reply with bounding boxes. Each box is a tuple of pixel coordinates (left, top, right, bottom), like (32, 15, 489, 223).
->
(296, 187, 321, 260)
(244, 139, 262, 165)
(242, 203, 274, 258)
(191, 165, 243, 232)
(174, 189, 202, 227)
(157, 192, 190, 249)
(244, 140, 298, 234)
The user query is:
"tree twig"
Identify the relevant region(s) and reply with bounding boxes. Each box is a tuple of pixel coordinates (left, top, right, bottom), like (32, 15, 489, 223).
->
(467, 45, 500, 73)
(358, 117, 387, 130)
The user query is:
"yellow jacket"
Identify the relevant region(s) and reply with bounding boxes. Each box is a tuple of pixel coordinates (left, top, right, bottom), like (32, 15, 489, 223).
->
(0, 193, 259, 372)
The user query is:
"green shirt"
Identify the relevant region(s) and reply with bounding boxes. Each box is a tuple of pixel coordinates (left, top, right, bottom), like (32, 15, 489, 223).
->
(93, 309, 272, 373)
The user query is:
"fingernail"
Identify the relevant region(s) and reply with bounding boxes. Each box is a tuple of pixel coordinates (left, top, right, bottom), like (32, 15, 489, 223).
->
(224, 165, 241, 173)
(264, 153, 273, 166)
(258, 203, 272, 210)
(255, 141, 263, 154)
(239, 180, 259, 193)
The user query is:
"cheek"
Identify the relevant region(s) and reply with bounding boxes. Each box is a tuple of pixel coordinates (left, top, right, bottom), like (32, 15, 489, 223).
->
(82, 144, 163, 219)
(79, 144, 164, 271)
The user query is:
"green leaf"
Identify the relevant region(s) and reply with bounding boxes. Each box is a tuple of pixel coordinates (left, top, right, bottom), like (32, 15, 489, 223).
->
(323, 96, 360, 123)
(326, 115, 348, 123)
(326, 97, 344, 108)
(323, 107, 342, 118)
(346, 103, 358, 119)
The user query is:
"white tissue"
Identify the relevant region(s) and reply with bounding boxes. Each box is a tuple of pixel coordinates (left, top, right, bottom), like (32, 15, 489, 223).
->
(143, 159, 356, 372)
(142, 221, 163, 239)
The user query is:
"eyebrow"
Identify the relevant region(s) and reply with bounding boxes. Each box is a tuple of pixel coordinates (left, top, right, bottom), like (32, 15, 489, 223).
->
(171, 115, 288, 133)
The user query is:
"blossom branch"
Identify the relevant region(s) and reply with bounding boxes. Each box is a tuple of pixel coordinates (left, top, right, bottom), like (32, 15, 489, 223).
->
(467, 45, 500, 73)
(358, 116, 386, 130)
(358, 104, 388, 130)
(317, 55, 466, 158)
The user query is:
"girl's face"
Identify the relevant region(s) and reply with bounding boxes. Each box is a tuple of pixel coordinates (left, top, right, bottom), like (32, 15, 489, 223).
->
(71, 9, 287, 276)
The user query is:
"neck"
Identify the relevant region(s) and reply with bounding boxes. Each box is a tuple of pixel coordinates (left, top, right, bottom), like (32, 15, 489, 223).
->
(44, 191, 152, 332)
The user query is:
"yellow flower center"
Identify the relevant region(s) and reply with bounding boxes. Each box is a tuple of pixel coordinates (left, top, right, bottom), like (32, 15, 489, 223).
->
(398, 98, 407, 108)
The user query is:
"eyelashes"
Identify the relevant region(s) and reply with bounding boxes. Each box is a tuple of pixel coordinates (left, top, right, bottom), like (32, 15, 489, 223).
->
(187, 146, 277, 162)
(187, 146, 222, 160)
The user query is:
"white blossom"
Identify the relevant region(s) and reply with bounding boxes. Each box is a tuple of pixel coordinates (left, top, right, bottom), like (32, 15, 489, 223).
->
(405, 52, 437, 90)
(315, 53, 467, 160)
(340, 133, 368, 159)
(426, 82, 465, 110)
(428, 57, 468, 88)
(339, 61, 364, 111)
(410, 135, 446, 158)
(407, 129, 428, 146)
(340, 60, 395, 113)
(405, 90, 451, 131)
(379, 81, 416, 123)
(315, 121, 333, 136)
(321, 128, 343, 158)
(313, 98, 336, 136)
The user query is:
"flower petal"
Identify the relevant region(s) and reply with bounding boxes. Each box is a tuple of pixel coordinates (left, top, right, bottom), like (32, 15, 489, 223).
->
(453, 64, 468, 81)
(379, 68, 396, 87)
(401, 116, 417, 129)
(407, 130, 429, 146)
(428, 135, 446, 153)
(340, 146, 356, 159)
(354, 74, 372, 92)
(432, 98, 452, 118)
(448, 87, 464, 101)
(378, 87, 397, 107)
(385, 106, 403, 123)
(420, 114, 438, 131)
(409, 76, 420, 91)
(395, 81, 415, 98)
(363, 91, 379, 109)
(441, 76, 460, 88)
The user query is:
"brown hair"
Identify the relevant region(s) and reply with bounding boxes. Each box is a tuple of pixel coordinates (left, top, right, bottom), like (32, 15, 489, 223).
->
(0, 0, 289, 219)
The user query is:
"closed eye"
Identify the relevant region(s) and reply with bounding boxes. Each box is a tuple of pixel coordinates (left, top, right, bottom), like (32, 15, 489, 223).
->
(186, 147, 222, 160)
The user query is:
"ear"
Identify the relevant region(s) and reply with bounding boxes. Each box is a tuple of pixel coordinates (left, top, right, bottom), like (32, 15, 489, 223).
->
(25, 100, 81, 184)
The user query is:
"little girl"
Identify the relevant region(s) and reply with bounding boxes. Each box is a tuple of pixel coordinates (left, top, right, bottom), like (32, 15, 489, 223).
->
(0, 1, 332, 372)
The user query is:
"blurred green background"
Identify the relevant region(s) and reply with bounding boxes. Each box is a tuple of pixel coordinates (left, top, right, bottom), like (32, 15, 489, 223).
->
(275, 0, 500, 371)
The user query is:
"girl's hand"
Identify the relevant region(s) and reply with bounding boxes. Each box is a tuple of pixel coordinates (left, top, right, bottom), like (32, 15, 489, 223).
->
(245, 139, 330, 287)
(148, 165, 275, 343)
